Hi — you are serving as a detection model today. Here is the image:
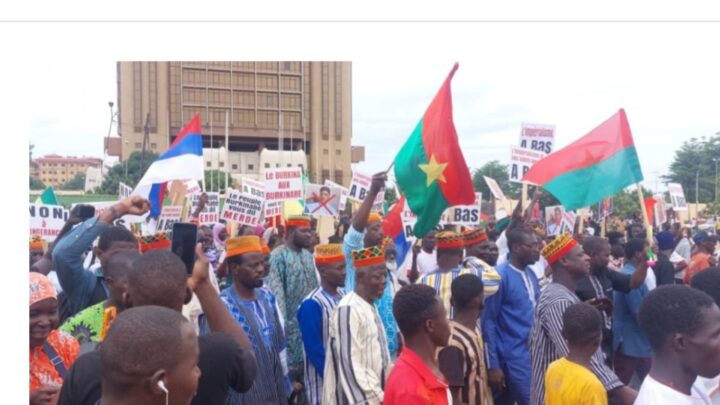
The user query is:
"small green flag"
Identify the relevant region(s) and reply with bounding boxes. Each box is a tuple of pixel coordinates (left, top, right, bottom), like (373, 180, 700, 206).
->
(36, 187, 59, 205)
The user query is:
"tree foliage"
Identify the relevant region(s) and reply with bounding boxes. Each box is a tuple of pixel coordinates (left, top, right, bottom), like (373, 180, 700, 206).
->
(471, 160, 521, 201)
(58, 172, 86, 191)
(384, 187, 398, 206)
(663, 134, 720, 204)
(30, 176, 44, 190)
(204, 170, 229, 193)
(95, 151, 159, 195)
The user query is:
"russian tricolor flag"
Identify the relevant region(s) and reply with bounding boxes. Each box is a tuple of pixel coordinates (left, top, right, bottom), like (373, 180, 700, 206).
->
(133, 114, 204, 217)
(382, 196, 411, 268)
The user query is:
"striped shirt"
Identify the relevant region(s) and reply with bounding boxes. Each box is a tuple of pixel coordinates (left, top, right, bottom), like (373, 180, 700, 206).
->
(462, 256, 502, 298)
(323, 291, 393, 405)
(438, 320, 494, 405)
(297, 287, 345, 405)
(419, 265, 480, 319)
(529, 282, 623, 405)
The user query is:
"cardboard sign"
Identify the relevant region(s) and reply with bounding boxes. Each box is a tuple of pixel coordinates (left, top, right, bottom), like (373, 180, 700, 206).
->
(598, 197, 614, 220)
(265, 201, 282, 218)
(183, 180, 201, 196)
(445, 193, 482, 227)
(156, 206, 183, 233)
(118, 182, 133, 199)
(667, 183, 688, 211)
(240, 177, 265, 199)
(324, 180, 349, 212)
(654, 194, 668, 225)
(561, 211, 577, 234)
(264, 168, 303, 202)
(483, 176, 506, 200)
(304, 183, 340, 216)
(190, 192, 221, 224)
(74, 201, 148, 232)
(29, 204, 69, 241)
(220, 189, 264, 226)
(545, 205, 565, 236)
(509, 146, 545, 183)
(400, 199, 443, 239)
(519, 123, 555, 155)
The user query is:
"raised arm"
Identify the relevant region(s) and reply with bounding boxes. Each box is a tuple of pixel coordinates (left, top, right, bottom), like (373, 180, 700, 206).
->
(351, 172, 387, 233)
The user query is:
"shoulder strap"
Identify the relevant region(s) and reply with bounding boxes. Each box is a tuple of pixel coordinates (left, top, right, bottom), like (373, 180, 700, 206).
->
(42, 341, 68, 379)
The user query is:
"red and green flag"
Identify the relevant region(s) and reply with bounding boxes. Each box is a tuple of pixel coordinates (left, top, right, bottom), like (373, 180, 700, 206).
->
(522, 109, 644, 210)
(393, 63, 475, 237)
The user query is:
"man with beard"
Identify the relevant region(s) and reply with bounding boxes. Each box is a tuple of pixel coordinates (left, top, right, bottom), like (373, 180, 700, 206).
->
(267, 215, 319, 399)
(297, 244, 347, 405)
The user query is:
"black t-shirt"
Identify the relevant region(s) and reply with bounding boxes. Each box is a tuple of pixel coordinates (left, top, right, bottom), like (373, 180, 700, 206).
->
(653, 253, 676, 286)
(575, 267, 632, 365)
(57, 332, 256, 405)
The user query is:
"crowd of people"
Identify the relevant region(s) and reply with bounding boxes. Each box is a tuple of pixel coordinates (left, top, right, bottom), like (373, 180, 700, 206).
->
(29, 171, 720, 405)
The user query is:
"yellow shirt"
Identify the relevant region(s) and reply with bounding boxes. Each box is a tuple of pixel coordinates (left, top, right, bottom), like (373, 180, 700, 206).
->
(545, 357, 608, 405)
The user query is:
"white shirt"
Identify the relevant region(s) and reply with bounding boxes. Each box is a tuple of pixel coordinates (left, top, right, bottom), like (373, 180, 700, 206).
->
(696, 376, 720, 405)
(635, 375, 712, 405)
(416, 250, 438, 276)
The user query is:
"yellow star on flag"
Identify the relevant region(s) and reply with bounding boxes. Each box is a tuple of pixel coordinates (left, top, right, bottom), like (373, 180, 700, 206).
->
(418, 154, 448, 187)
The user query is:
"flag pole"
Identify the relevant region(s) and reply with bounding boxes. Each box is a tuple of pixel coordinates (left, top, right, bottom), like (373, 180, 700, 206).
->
(386, 161, 394, 174)
(636, 183, 653, 246)
(601, 217, 606, 238)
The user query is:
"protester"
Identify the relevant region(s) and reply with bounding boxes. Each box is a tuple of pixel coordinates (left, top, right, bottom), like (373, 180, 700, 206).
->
(486, 238, 500, 266)
(30, 272, 79, 405)
(410, 229, 439, 278)
(98, 306, 201, 405)
(462, 227, 501, 298)
(685, 232, 719, 284)
(636, 285, 720, 403)
(182, 228, 222, 334)
(58, 246, 257, 405)
(266, 215, 319, 395)
(297, 244, 346, 405)
(438, 273, 494, 405)
(52, 195, 149, 321)
(420, 231, 486, 319)
(60, 251, 139, 346)
(674, 226, 694, 283)
(482, 227, 541, 405)
(341, 172, 400, 359)
(544, 303, 607, 405)
(690, 267, 720, 401)
(384, 284, 452, 405)
(628, 223, 645, 240)
(384, 237, 408, 287)
(218, 235, 291, 403)
(213, 222, 228, 252)
(323, 245, 392, 405)
(529, 233, 628, 405)
(607, 231, 627, 272)
(654, 230, 677, 286)
(30, 235, 46, 268)
(575, 236, 649, 366)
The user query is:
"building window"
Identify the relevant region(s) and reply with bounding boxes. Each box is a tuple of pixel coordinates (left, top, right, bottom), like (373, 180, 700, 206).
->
(151, 143, 157, 149)
(322, 169, 330, 182)
(287, 163, 292, 167)
(336, 149, 341, 155)
(298, 164, 303, 170)
(323, 149, 328, 155)
(135, 142, 142, 148)
(284, 62, 291, 71)
(206, 162, 212, 168)
(264, 163, 270, 169)
(249, 164, 255, 171)
(276, 163, 280, 168)
(219, 162, 224, 168)
(232, 164, 238, 170)
(334, 170, 343, 184)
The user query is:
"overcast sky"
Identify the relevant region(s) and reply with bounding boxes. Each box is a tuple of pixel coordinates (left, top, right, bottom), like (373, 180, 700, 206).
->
(28, 24, 720, 194)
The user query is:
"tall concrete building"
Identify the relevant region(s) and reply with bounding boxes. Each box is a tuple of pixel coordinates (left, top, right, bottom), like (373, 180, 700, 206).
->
(32, 154, 103, 187)
(107, 61, 362, 186)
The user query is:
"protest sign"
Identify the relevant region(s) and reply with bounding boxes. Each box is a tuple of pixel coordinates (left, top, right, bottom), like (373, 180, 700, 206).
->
(304, 183, 340, 216)
(156, 206, 183, 233)
(118, 182, 133, 199)
(190, 192, 220, 224)
(483, 176, 506, 200)
(264, 167, 303, 202)
(29, 204, 69, 241)
(220, 189, 264, 226)
(598, 197, 614, 220)
(264, 201, 282, 218)
(445, 193, 482, 227)
(667, 183, 688, 211)
(654, 194, 668, 225)
(183, 180, 201, 196)
(519, 123, 555, 155)
(240, 177, 265, 199)
(509, 146, 545, 183)
(401, 199, 442, 239)
(545, 205, 565, 236)
(561, 211, 577, 234)
(74, 201, 148, 232)
(324, 180, 348, 211)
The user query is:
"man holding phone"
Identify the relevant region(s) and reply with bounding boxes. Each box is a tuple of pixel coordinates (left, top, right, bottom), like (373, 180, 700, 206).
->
(575, 236, 649, 368)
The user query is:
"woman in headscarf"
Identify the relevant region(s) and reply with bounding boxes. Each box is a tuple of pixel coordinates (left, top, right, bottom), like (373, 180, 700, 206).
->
(212, 222, 228, 252)
(30, 272, 79, 405)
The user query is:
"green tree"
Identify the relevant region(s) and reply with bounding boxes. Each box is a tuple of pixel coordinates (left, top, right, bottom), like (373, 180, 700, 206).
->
(29, 143, 34, 163)
(471, 160, 521, 201)
(384, 187, 397, 206)
(663, 134, 720, 204)
(58, 172, 86, 191)
(30, 176, 44, 190)
(204, 170, 229, 193)
(96, 151, 159, 195)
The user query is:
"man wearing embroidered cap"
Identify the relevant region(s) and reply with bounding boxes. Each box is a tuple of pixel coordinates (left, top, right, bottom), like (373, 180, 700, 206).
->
(529, 233, 633, 405)
(267, 215, 319, 398)
(342, 172, 400, 360)
(419, 231, 477, 319)
(221, 235, 292, 403)
(462, 227, 501, 299)
(297, 244, 346, 405)
(323, 245, 393, 405)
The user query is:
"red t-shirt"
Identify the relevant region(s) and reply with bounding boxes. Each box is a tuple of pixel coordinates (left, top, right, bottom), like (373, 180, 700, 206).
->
(685, 251, 711, 284)
(383, 347, 450, 405)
